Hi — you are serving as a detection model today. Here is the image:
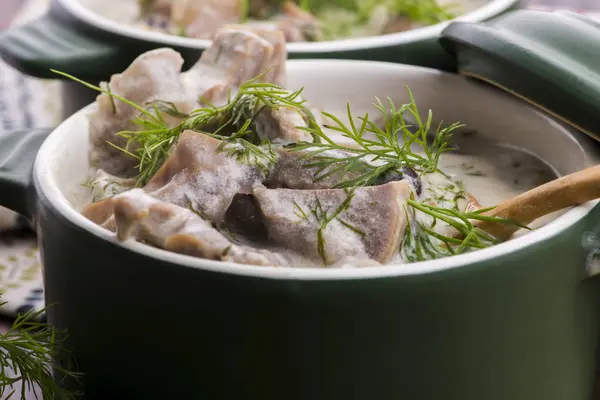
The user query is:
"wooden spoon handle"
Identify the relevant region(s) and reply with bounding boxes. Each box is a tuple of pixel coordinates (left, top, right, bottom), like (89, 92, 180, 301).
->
(470, 164, 600, 240)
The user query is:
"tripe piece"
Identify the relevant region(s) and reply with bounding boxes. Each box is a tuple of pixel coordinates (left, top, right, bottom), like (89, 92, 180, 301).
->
(253, 181, 412, 265)
(88, 48, 192, 177)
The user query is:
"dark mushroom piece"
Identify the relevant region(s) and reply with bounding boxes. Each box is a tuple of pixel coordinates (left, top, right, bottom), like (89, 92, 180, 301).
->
(222, 194, 269, 242)
(371, 166, 423, 196)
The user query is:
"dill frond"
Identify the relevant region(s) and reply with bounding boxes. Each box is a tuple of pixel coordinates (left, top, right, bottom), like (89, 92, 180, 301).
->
(0, 302, 82, 399)
(402, 198, 528, 262)
(52, 68, 305, 187)
(290, 86, 463, 188)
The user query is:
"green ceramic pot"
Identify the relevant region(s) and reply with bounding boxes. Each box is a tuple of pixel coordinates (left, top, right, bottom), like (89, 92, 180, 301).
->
(0, 0, 520, 119)
(2, 57, 600, 399)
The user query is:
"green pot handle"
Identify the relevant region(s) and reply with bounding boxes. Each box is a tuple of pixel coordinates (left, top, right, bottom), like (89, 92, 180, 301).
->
(0, 13, 134, 82)
(0, 2, 203, 82)
(439, 10, 600, 140)
(0, 129, 52, 220)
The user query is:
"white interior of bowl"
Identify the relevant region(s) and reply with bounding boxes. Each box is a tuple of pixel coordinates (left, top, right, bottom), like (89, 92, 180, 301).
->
(34, 60, 600, 279)
(61, 0, 520, 52)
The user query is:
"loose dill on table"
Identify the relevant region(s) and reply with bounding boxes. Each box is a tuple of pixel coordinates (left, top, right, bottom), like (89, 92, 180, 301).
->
(0, 300, 82, 400)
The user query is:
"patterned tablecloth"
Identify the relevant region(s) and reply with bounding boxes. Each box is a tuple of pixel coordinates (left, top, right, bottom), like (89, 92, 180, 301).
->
(0, 0, 60, 320)
(0, 0, 599, 398)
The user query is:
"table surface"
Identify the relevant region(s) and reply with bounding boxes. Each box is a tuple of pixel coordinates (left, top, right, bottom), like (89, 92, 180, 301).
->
(0, 0, 599, 398)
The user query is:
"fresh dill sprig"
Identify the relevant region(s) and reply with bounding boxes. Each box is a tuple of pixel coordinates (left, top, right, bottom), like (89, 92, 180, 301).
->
(205, 119, 277, 175)
(51, 68, 306, 187)
(391, 0, 458, 25)
(51, 69, 178, 186)
(300, 188, 360, 264)
(0, 302, 82, 400)
(402, 198, 529, 262)
(293, 200, 309, 220)
(188, 78, 306, 139)
(290, 86, 462, 188)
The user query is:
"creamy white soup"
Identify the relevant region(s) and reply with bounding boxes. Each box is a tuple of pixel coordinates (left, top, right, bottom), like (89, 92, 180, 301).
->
(57, 26, 557, 268)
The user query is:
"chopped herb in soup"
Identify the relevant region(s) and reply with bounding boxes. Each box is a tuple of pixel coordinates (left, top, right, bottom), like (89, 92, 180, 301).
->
(57, 27, 557, 268)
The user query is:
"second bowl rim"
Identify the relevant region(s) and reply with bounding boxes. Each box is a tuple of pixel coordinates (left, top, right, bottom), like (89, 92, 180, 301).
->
(58, 0, 521, 53)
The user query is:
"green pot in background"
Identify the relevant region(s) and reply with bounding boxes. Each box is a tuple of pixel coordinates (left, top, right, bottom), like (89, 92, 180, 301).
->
(0, 0, 520, 119)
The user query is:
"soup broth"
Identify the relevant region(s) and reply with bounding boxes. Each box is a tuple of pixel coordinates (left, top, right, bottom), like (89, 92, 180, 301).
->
(63, 26, 559, 268)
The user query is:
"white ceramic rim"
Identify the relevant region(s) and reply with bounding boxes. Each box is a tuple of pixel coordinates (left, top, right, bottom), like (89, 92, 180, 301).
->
(34, 58, 598, 281)
(58, 0, 520, 52)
